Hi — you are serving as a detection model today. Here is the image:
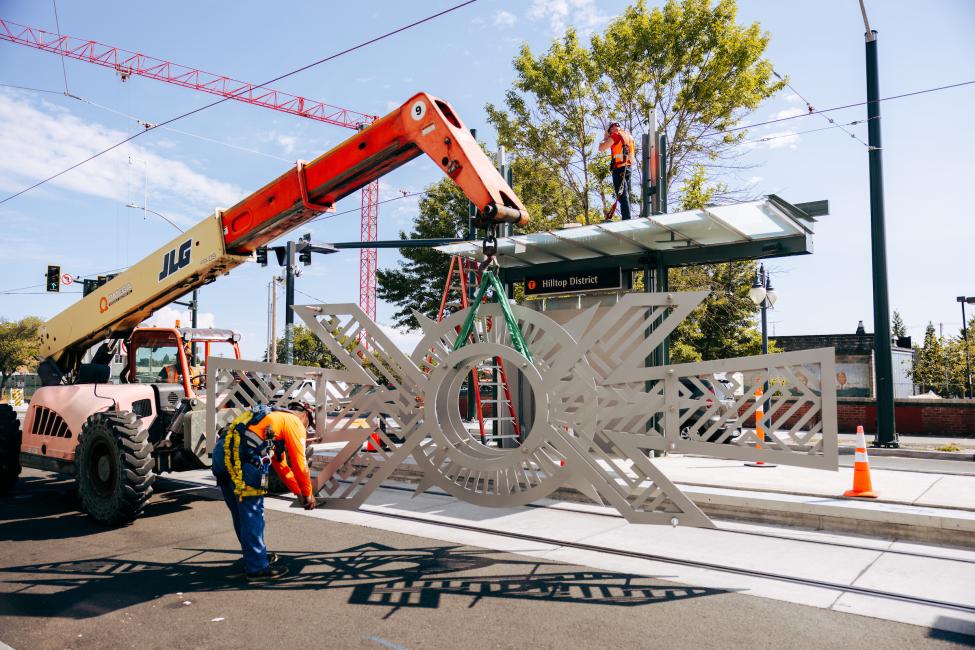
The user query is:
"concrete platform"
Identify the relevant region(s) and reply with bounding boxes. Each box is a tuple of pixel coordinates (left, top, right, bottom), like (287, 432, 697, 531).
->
(309, 447, 975, 548)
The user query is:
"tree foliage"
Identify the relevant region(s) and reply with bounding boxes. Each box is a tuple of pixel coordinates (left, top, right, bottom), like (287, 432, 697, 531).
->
(891, 310, 907, 338)
(377, 0, 783, 363)
(376, 178, 471, 330)
(910, 320, 973, 397)
(487, 0, 785, 225)
(276, 325, 341, 369)
(667, 170, 772, 361)
(0, 316, 42, 391)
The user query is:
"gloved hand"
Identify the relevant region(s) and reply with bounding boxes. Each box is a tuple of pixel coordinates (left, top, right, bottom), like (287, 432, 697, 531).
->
(300, 494, 317, 510)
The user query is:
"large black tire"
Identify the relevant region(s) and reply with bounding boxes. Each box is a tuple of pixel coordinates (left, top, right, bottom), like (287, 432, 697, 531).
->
(76, 411, 154, 525)
(0, 404, 21, 496)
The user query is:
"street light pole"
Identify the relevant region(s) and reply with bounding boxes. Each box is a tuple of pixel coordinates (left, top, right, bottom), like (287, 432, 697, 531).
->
(860, 1, 897, 447)
(749, 264, 777, 355)
(959, 296, 974, 399)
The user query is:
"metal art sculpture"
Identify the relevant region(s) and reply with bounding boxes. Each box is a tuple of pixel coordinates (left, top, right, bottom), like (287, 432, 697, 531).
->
(207, 292, 838, 528)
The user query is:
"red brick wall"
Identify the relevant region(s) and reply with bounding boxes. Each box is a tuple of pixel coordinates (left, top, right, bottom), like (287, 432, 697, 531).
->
(838, 398, 975, 436)
(736, 397, 975, 435)
(737, 400, 822, 429)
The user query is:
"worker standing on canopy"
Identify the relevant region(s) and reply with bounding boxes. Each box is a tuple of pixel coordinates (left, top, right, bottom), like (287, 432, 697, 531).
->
(212, 401, 318, 582)
(598, 122, 636, 221)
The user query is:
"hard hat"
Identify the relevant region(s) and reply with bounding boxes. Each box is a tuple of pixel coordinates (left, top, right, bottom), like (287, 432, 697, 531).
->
(287, 399, 315, 429)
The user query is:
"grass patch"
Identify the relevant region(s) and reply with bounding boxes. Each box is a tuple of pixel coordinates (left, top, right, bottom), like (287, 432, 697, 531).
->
(936, 444, 962, 452)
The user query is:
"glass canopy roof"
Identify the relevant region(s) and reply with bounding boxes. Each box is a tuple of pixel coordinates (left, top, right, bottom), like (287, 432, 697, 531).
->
(436, 196, 815, 269)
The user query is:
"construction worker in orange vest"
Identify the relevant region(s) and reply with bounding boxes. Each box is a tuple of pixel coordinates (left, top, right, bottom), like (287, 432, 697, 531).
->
(158, 342, 203, 387)
(598, 122, 636, 221)
(212, 401, 317, 582)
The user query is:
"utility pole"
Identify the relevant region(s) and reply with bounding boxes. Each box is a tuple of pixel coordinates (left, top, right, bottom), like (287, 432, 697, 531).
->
(860, 1, 897, 447)
(256, 236, 337, 365)
(284, 240, 296, 365)
(268, 277, 281, 363)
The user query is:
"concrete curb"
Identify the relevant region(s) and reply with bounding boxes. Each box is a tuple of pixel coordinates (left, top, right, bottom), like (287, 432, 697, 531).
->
(333, 458, 975, 549)
(683, 488, 975, 549)
(841, 446, 975, 462)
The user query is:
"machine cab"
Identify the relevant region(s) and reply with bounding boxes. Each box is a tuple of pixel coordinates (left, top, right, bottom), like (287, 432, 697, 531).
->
(126, 327, 241, 398)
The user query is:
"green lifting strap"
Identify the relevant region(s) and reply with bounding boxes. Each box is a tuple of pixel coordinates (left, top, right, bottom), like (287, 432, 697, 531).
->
(451, 270, 533, 362)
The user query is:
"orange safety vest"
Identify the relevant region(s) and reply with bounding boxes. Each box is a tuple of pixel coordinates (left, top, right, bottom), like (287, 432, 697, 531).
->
(162, 365, 179, 383)
(610, 129, 635, 168)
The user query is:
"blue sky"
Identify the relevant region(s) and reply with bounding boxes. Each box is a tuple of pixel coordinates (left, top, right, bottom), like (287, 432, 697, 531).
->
(1, 0, 973, 359)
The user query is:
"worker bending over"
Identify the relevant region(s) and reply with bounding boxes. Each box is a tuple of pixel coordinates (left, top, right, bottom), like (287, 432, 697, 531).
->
(598, 122, 636, 221)
(212, 401, 317, 582)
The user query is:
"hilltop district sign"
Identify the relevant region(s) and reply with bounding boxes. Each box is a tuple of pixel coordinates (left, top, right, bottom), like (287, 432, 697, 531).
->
(524, 267, 622, 296)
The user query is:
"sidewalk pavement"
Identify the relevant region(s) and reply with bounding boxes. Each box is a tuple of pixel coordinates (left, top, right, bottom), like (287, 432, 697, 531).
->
(310, 443, 975, 548)
(655, 454, 974, 511)
(837, 434, 975, 452)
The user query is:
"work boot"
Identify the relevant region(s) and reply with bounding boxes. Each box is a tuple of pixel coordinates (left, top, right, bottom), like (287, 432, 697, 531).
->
(245, 565, 289, 583)
(229, 552, 278, 579)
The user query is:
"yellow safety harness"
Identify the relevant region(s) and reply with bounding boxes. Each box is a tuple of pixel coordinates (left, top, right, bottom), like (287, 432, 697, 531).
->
(224, 410, 269, 500)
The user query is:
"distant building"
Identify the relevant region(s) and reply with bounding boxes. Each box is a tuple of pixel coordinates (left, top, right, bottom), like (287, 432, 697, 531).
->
(771, 321, 914, 398)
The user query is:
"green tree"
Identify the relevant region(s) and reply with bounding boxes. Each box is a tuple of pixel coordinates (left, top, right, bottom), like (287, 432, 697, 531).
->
(0, 316, 42, 392)
(891, 310, 907, 338)
(376, 178, 471, 330)
(667, 170, 771, 361)
(487, 0, 785, 224)
(276, 325, 341, 369)
(910, 322, 952, 396)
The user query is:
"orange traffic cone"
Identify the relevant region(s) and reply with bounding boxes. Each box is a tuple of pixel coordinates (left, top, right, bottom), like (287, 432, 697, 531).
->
(364, 432, 382, 452)
(843, 425, 877, 498)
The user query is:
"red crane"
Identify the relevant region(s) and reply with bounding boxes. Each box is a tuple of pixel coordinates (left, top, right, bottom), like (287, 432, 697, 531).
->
(0, 18, 381, 320)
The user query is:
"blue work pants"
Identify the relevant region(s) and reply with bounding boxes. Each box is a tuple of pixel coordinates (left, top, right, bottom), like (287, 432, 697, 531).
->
(217, 478, 268, 575)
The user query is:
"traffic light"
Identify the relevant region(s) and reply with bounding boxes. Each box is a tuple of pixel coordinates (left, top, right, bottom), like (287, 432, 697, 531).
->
(298, 233, 312, 265)
(83, 279, 98, 297)
(255, 246, 268, 266)
(46, 265, 60, 292)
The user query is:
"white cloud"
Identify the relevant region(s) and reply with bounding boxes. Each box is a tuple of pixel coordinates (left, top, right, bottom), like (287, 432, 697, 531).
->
(528, 0, 607, 35)
(379, 323, 422, 354)
(494, 10, 517, 25)
(276, 134, 297, 155)
(772, 106, 807, 121)
(764, 131, 800, 149)
(748, 176, 764, 185)
(0, 91, 244, 217)
(143, 305, 216, 329)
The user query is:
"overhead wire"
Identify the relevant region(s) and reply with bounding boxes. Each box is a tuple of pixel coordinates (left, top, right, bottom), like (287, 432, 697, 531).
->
(772, 69, 870, 148)
(738, 115, 878, 146)
(309, 191, 428, 224)
(51, 0, 70, 95)
(0, 83, 294, 162)
(540, 78, 975, 172)
(0, 0, 479, 207)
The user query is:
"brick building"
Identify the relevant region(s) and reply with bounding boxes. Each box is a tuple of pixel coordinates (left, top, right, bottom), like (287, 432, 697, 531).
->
(771, 322, 914, 398)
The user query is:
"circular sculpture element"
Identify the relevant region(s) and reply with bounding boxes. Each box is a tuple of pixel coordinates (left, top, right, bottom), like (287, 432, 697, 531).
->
(410, 303, 596, 507)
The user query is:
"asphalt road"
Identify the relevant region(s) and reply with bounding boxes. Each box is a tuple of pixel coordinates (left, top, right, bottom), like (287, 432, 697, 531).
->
(1, 470, 973, 650)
